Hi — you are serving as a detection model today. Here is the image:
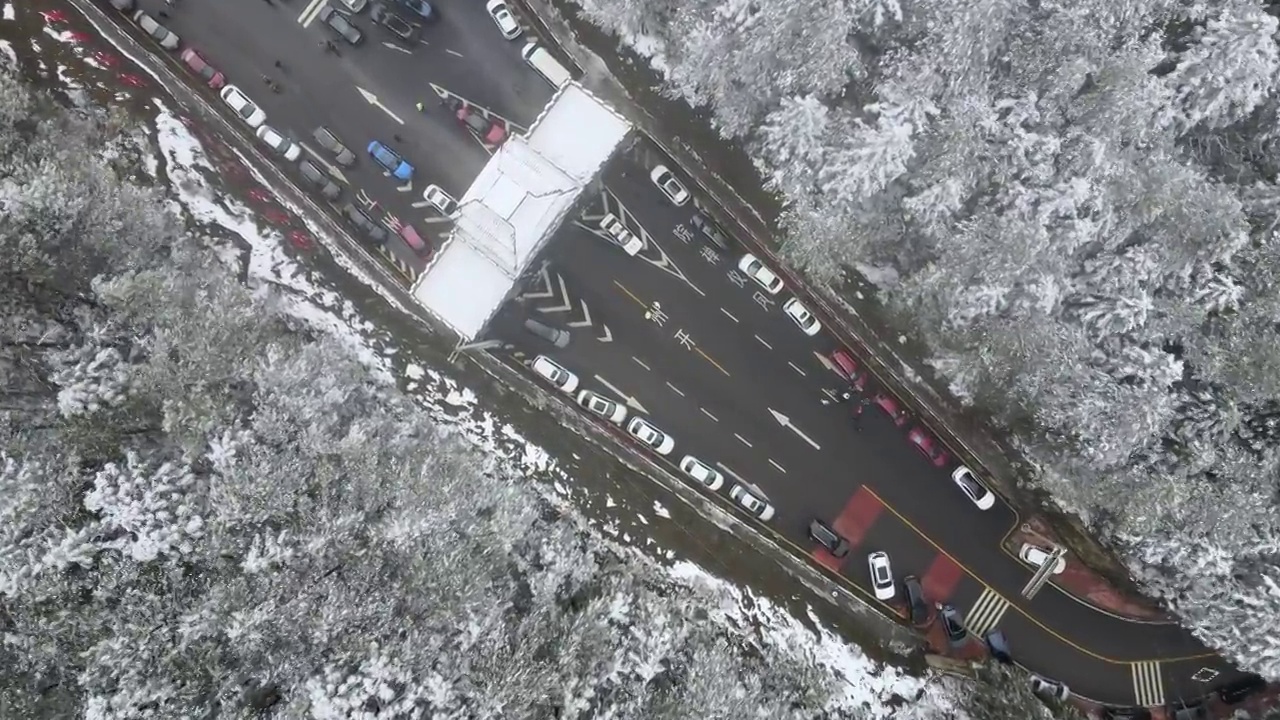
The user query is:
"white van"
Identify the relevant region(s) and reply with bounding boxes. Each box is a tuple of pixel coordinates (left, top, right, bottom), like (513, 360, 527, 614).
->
(521, 43, 573, 88)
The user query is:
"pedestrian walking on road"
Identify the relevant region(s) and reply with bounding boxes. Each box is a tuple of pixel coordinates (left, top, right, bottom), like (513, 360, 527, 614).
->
(415, 101, 425, 113)
(274, 60, 286, 72)
(393, 134, 404, 143)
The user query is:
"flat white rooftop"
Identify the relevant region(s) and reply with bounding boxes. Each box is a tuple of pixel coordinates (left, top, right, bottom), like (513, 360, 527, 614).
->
(411, 83, 632, 341)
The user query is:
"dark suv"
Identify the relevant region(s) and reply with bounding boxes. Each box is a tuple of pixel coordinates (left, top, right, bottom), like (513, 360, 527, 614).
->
(807, 519, 850, 558)
(1218, 675, 1266, 704)
(371, 2, 419, 42)
(938, 603, 967, 648)
(690, 212, 731, 251)
(902, 575, 929, 626)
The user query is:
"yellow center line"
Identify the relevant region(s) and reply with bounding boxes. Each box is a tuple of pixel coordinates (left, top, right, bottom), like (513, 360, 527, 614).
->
(614, 280, 730, 378)
(860, 486, 1215, 664)
(695, 348, 731, 377)
(613, 279, 647, 309)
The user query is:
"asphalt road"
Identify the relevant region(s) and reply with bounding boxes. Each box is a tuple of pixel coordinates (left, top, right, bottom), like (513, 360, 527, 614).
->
(98, 0, 1257, 711)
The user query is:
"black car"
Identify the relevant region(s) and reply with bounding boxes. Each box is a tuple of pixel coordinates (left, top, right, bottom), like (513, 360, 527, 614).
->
(1218, 675, 1266, 704)
(807, 519, 849, 558)
(984, 630, 1012, 664)
(297, 160, 341, 201)
(319, 6, 364, 45)
(1170, 702, 1207, 720)
(903, 575, 928, 626)
(690, 212, 731, 251)
(938, 603, 967, 648)
(341, 204, 388, 244)
(313, 126, 356, 167)
(371, 2, 419, 42)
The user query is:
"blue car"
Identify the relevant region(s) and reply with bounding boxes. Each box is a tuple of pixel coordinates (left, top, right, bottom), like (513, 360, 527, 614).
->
(367, 140, 413, 181)
(395, 0, 435, 21)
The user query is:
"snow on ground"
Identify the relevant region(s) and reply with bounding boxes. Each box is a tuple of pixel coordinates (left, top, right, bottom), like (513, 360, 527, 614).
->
(138, 79, 928, 716)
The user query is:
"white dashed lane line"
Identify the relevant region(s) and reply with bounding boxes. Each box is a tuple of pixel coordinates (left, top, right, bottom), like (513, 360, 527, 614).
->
(734, 433, 753, 447)
(701, 408, 719, 422)
(666, 382, 685, 397)
(768, 459, 786, 473)
(754, 335, 772, 349)
(788, 361, 806, 377)
(720, 308, 738, 323)
(632, 357, 650, 371)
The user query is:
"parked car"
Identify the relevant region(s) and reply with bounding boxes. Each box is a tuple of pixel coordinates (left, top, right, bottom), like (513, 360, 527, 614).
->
(340, 204, 388, 244)
(867, 551, 895, 600)
(531, 355, 578, 394)
(626, 417, 675, 456)
(313, 126, 356, 166)
(650, 165, 690, 206)
(599, 213, 643, 255)
(397, 225, 431, 257)
(679, 456, 724, 491)
(903, 575, 929, 626)
(219, 85, 266, 129)
(133, 11, 179, 50)
(395, 0, 436, 21)
(782, 297, 822, 336)
(297, 160, 341, 201)
(319, 6, 364, 45)
(485, 0, 522, 39)
(689, 212, 730, 251)
(335, 0, 368, 12)
(738, 253, 784, 294)
(108, 0, 135, 11)
(456, 105, 508, 145)
(807, 519, 849, 558)
(1218, 675, 1266, 704)
(371, 2, 419, 42)
(256, 125, 302, 162)
(951, 466, 996, 510)
(422, 184, 457, 216)
(872, 393, 910, 427)
(179, 48, 225, 89)
(1018, 543, 1065, 574)
(829, 348, 870, 392)
(523, 318, 570, 348)
(984, 630, 1012, 664)
(729, 484, 775, 521)
(1030, 675, 1070, 701)
(938, 603, 968, 648)
(906, 426, 950, 468)
(576, 390, 626, 424)
(367, 140, 413, 181)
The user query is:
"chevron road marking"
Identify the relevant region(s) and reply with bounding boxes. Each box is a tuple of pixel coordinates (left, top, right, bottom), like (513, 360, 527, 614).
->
(597, 325, 613, 343)
(1132, 662, 1164, 707)
(566, 300, 593, 328)
(297, 0, 328, 27)
(964, 587, 1011, 637)
(519, 263, 555, 300)
(536, 274, 572, 313)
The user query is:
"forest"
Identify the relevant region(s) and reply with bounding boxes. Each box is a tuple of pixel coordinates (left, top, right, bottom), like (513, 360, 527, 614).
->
(570, 0, 1280, 676)
(0, 68, 1071, 717)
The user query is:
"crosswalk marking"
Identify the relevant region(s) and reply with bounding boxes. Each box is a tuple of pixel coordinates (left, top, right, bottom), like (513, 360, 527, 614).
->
(297, 0, 329, 27)
(965, 587, 1010, 637)
(1132, 662, 1163, 706)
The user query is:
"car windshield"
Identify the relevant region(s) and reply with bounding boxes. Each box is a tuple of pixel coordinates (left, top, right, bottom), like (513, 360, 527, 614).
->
(958, 475, 984, 497)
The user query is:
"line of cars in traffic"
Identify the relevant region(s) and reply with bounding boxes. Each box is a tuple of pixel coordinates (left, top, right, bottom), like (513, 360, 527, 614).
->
(528, 355, 778, 522)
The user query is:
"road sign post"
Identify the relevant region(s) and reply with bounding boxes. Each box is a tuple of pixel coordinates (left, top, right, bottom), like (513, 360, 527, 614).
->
(1020, 546, 1067, 599)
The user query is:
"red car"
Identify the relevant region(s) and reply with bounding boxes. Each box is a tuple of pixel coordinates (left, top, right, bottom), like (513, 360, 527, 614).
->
(456, 105, 508, 145)
(180, 48, 225, 90)
(907, 426, 950, 468)
(872, 393, 909, 427)
(829, 348, 870, 392)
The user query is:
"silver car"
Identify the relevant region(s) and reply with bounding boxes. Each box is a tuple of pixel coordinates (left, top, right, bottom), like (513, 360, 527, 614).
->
(134, 10, 179, 51)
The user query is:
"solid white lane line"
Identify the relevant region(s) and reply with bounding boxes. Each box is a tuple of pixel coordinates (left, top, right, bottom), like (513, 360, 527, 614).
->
(788, 361, 807, 376)
(754, 335, 772, 349)
(666, 382, 685, 397)
(631, 357, 650, 371)
(700, 408, 719, 422)
(768, 459, 786, 473)
(720, 308, 738, 323)
(734, 433, 753, 447)
(446, 49, 464, 58)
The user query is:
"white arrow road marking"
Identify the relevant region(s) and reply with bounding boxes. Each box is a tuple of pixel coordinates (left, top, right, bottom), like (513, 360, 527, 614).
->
(814, 351, 838, 374)
(519, 263, 555, 300)
(768, 409, 821, 450)
(356, 86, 405, 125)
(410, 200, 432, 209)
(382, 41, 412, 54)
(537, 275, 572, 313)
(297, 0, 327, 26)
(299, 142, 348, 184)
(596, 324, 613, 343)
(566, 300, 593, 328)
(593, 375, 648, 414)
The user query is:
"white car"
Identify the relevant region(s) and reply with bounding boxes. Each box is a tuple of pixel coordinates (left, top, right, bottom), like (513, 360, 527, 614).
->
(1030, 675, 1070, 701)
(782, 297, 821, 336)
(422, 184, 458, 216)
(679, 456, 724, 491)
(951, 466, 996, 510)
(531, 355, 579, 394)
(219, 85, 266, 129)
(867, 551, 896, 600)
(134, 10, 179, 50)
(598, 213, 643, 256)
(255, 125, 302, 162)
(626, 417, 675, 456)
(335, 0, 368, 12)
(576, 390, 627, 424)
(729, 484, 775, 521)
(738, 253, 784, 294)
(485, 0, 522, 40)
(650, 165, 690, 206)
(1019, 544, 1066, 575)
